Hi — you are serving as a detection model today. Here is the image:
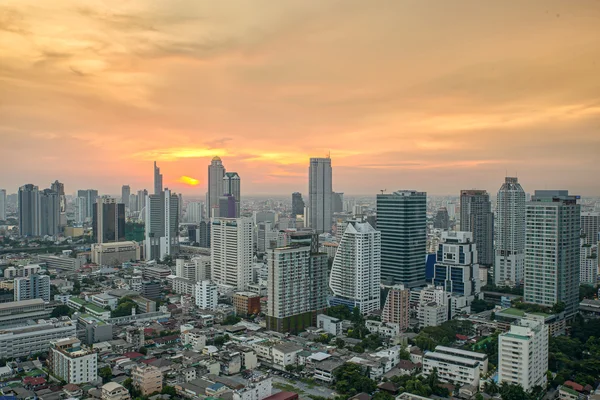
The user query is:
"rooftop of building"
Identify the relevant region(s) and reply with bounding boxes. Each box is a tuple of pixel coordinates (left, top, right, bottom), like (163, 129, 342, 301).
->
(0, 298, 45, 310)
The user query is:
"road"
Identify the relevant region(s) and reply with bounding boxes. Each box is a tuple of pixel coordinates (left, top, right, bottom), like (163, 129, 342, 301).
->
(271, 376, 336, 399)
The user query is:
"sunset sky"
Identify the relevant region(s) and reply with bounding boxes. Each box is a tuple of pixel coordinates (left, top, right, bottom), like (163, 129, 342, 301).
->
(1, 0, 599, 196)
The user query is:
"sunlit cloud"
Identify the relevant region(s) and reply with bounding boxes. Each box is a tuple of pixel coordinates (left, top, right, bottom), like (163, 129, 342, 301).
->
(133, 148, 230, 162)
(178, 176, 200, 186)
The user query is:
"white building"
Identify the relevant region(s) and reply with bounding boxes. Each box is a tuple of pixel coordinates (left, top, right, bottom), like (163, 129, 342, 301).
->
(495, 177, 526, 287)
(232, 377, 272, 400)
(272, 343, 303, 370)
(580, 240, 598, 285)
(581, 211, 600, 245)
(195, 280, 218, 310)
(433, 231, 480, 300)
(498, 315, 549, 390)
(211, 217, 253, 290)
(193, 255, 211, 281)
(90, 293, 118, 310)
(0, 318, 77, 359)
(417, 285, 450, 327)
(524, 191, 581, 318)
(14, 274, 50, 302)
(433, 346, 488, 376)
(186, 202, 203, 223)
(49, 337, 97, 384)
(308, 157, 333, 233)
(423, 350, 481, 387)
(329, 221, 381, 315)
(102, 382, 131, 400)
(317, 314, 343, 336)
(145, 188, 179, 261)
(91, 241, 140, 266)
(365, 320, 400, 338)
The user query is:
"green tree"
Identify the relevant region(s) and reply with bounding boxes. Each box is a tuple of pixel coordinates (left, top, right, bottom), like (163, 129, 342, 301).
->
(222, 314, 242, 325)
(98, 366, 113, 383)
(335, 338, 345, 349)
(50, 304, 72, 318)
(139, 346, 148, 355)
(161, 386, 177, 396)
(372, 391, 394, 400)
(499, 382, 529, 400)
(333, 363, 377, 396)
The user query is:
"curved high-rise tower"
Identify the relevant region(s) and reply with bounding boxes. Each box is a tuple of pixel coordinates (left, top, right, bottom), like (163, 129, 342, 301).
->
(495, 177, 525, 287)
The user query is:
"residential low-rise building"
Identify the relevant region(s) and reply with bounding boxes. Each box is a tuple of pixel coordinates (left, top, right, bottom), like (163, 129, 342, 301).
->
(102, 382, 131, 400)
(365, 320, 400, 338)
(38, 255, 84, 271)
(431, 346, 488, 376)
(132, 364, 163, 396)
(0, 318, 77, 359)
(423, 350, 481, 387)
(317, 314, 343, 336)
(233, 292, 261, 316)
(90, 293, 118, 310)
(272, 343, 302, 370)
(49, 337, 97, 384)
(14, 274, 50, 302)
(0, 299, 53, 327)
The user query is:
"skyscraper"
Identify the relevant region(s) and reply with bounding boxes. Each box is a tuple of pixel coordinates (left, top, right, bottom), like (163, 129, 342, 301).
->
(210, 217, 253, 290)
(0, 189, 5, 221)
(218, 195, 238, 218)
(223, 172, 241, 217)
(186, 202, 203, 223)
(50, 180, 66, 227)
(145, 189, 179, 261)
(433, 208, 450, 230)
(291, 192, 304, 216)
(39, 189, 60, 236)
(433, 231, 480, 298)
(495, 177, 526, 287)
(332, 192, 344, 214)
(18, 184, 40, 236)
(524, 190, 580, 318)
(308, 157, 333, 233)
(93, 196, 126, 244)
(121, 185, 131, 207)
(266, 233, 328, 333)
(376, 190, 427, 287)
(581, 211, 600, 245)
(137, 189, 148, 212)
(77, 189, 99, 220)
(153, 162, 163, 195)
(329, 221, 381, 315)
(208, 156, 226, 219)
(460, 190, 494, 267)
(74, 197, 86, 225)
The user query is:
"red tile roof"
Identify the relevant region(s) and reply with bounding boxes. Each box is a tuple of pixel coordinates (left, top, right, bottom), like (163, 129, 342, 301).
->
(564, 381, 584, 392)
(124, 352, 144, 359)
(23, 377, 46, 386)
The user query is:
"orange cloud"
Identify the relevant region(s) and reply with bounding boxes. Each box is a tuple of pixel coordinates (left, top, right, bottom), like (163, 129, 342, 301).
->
(178, 176, 200, 186)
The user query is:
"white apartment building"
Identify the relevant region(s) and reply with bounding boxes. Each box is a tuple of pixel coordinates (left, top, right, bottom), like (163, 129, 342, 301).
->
(423, 350, 481, 387)
(498, 315, 549, 390)
(49, 337, 97, 384)
(102, 382, 131, 400)
(3, 264, 42, 279)
(580, 240, 598, 285)
(433, 346, 488, 375)
(329, 221, 381, 315)
(0, 318, 77, 359)
(192, 255, 211, 281)
(581, 211, 600, 245)
(172, 277, 195, 296)
(495, 177, 526, 287)
(90, 293, 118, 310)
(365, 320, 400, 338)
(14, 274, 50, 302)
(272, 343, 303, 370)
(211, 218, 253, 290)
(195, 280, 218, 310)
(317, 314, 343, 336)
(433, 231, 481, 299)
(417, 285, 450, 327)
(524, 191, 581, 318)
(232, 377, 272, 400)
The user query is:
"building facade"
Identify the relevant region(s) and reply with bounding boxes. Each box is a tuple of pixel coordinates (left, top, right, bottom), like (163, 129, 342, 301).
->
(145, 188, 179, 261)
(308, 157, 333, 233)
(0, 318, 77, 359)
(329, 221, 381, 315)
(376, 190, 427, 287)
(195, 280, 218, 310)
(581, 211, 600, 245)
(292, 192, 305, 217)
(77, 189, 99, 221)
(14, 274, 50, 302)
(381, 285, 410, 331)
(524, 190, 581, 318)
(460, 190, 494, 267)
(93, 197, 126, 244)
(208, 156, 226, 219)
(223, 172, 241, 218)
(91, 241, 141, 266)
(132, 365, 163, 396)
(433, 231, 480, 299)
(49, 337, 98, 384)
(211, 218, 253, 290)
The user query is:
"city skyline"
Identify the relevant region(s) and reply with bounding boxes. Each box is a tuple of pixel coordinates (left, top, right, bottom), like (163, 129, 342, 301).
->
(1, 1, 600, 195)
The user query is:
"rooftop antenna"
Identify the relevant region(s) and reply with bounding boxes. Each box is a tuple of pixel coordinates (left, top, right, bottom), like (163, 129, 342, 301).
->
(380, 189, 387, 195)
(327, 150, 331, 159)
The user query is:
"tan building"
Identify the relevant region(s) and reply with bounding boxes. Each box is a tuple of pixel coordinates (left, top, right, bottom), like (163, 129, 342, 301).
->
(64, 226, 85, 238)
(91, 241, 141, 266)
(233, 291, 261, 316)
(382, 285, 410, 331)
(132, 364, 162, 396)
(102, 382, 131, 400)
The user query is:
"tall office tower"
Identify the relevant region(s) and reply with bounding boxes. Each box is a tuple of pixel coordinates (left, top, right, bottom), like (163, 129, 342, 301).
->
(50, 180, 66, 227)
(498, 315, 549, 390)
(153, 161, 163, 195)
(178, 193, 184, 220)
(524, 190, 581, 318)
(74, 197, 86, 225)
(218, 195, 237, 218)
(39, 189, 60, 236)
(433, 231, 480, 298)
(18, 184, 40, 236)
(145, 189, 179, 261)
(460, 190, 494, 267)
(329, 221, 381, 315)
(266, 233, 328, 333)
(495, 177, 526, 287)
(382, 285, 410, 331)
(376, 190, 427, 288)
(211, 217, 253, 290)
(93, 196, 125, 243)
(121, 185, 131, 206)
(14, 274, 51, 302)
(77, 189, 99, 220)
(433, 208, 450, 230)
(581, 211, 600, 245)
(137, 189, 148, 212)
(186, 202, 203, 223)
(208, 156, 226, 218)
(292, 192, 305, 216)
(0, 189, 5, 221)
(129, 193, 138, 212)
(308, 157, 333, 233)
(223, 172, 241, 217)
(332, 192, 344, 214)
(580, 239, 598, 285)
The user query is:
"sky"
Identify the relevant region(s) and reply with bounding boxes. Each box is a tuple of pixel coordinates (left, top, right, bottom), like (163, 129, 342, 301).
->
(1, 0, 600, 197)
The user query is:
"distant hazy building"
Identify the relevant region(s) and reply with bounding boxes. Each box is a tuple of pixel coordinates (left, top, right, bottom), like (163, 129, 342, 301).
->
(93, 197, 125, 244)
(208, 156, 226, 219)
(121, 185, 131, 207)
(219, 195, 238, 218)
(14, 274, 50, 302)
(39, 188, 60, 236)
(433, 208, 450, 230)
(18, 184, 40, 236)
(581, 211, 600, 245)
(74, 197, 87, 225)
(77, 189, 99, 220)
(153, 162, 162, 195)
(92, 241, 141, 266)
(495, 177, 526, 287)
(524, 190, 581, 318)
(381, 285, 410, 331)
(579, 240, 598, 285)
(0, 188, 6, 221)
(186, 202, 203, 223)
(137, 189, 148, 213)
(223, 172, 241, 217)
(460, 190, 494, 267)
(329, 221, 381, 315)
(50, 180, 66, 227)
(376, 190, 427, 287)
(292, 192, 305, 216)
(145, 189, 179, 261)
(211, 217, 253, 290)
(267, 233, 328, 333)
(308, 157, 333, 233)
(332, 192, 344, 214)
